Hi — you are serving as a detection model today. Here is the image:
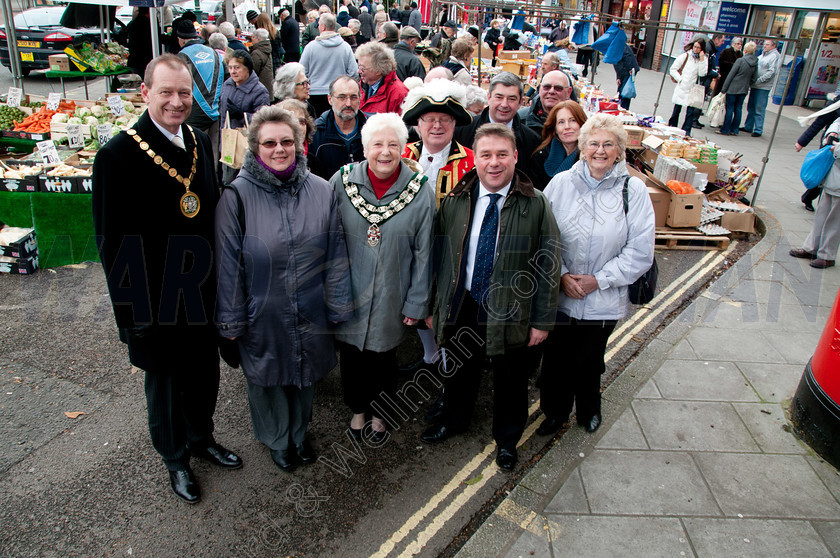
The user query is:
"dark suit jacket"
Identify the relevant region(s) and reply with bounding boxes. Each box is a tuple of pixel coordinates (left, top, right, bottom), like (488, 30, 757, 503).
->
(92, 111, 220, 371)
(452, 107, 541, 184)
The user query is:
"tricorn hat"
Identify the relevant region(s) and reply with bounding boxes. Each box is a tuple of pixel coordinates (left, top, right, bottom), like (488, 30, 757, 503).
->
(401, 79, 473, 127)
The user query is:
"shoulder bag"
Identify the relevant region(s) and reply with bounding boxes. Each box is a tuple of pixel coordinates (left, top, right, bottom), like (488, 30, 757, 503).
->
(622, 178, 658, 305)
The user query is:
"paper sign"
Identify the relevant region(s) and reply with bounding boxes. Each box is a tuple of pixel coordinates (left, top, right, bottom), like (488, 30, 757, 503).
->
(7, 87, 22, 108)
(108, 95, 125, 116)
(36, 140, 61, 167)
(66, 123, 84, 149)
(47, 92, 61, 111)
(97, 123, 113, 146)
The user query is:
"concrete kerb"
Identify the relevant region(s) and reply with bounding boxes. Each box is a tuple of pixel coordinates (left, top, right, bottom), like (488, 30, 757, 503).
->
(455, 210, 786, 557)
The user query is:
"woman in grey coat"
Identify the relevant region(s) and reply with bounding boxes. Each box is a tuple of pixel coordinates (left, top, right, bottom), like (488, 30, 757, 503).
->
(717, 41, 758, 136)
(330, 112, 435, 443)
(216, 105, 353, 471)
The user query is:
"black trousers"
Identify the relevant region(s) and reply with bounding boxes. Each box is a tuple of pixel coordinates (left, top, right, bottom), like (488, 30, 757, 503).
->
(139, 332, 220, 471)
(338, 342, 397, 416)
(441, 294, 530, 452)
(538, 313, 616, 424)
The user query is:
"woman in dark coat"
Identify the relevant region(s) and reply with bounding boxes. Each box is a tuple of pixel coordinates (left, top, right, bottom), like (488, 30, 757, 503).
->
(717, 41, 758, 136)
(530, 101, 587, 190)
(216, 105, 352, 471)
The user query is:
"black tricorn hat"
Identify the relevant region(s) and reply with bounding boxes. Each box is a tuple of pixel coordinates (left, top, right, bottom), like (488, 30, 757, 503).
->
(401, 81, 473, 127)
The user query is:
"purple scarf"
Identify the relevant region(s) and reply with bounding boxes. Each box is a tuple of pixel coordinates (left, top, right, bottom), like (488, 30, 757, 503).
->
(256, 154, 297, 182)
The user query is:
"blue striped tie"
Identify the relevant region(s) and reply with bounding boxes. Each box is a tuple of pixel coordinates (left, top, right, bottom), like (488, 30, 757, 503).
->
(471, 193, 501, 304)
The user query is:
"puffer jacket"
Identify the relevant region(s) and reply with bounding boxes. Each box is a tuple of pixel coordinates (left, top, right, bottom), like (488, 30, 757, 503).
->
(359, 70, 409, 115)
(542, 160, 655, 321)
(219, 71, 271, 132)
(670, 51, 708, 106)
(249, 39, 275, 95)
(753, 47, 780, 90)
(430, 169, 561, 356)
(215, 151, 353, 387)
(721, 52, 757, 96)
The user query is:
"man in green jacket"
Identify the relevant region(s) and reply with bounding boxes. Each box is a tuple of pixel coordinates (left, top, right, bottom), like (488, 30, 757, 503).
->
(421, 123, 561, 471)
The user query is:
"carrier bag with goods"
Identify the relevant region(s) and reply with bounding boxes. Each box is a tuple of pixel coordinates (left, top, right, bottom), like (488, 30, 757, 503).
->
(219, 112, 249, 169)
(800, 144, 835, 190)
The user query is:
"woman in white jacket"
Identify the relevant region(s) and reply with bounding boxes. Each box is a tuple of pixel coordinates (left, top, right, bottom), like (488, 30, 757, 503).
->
(535, 113, 655, 436)
(668, 39, 708, 136)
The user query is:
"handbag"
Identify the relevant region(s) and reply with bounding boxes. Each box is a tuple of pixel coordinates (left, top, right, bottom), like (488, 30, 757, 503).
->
(670, 54, 687, 83)
(800, 145, 835, 190)
(687, 79, 706, 109)
(219, 112, 250, 169)
(706, 93, 725, 127)
(622, 178, 658, 305)
(621, 71, 637, 99)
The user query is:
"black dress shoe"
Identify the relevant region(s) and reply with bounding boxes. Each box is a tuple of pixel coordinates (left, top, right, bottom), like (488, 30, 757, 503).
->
(193, 442, 243, 469)
(399, 356, 426, 374)
(585, 414, 602, 433)
(810, 258, 835, 269)
(296, 440, 316, 465)
(495, 448, 517, 471)
(348, 426, 362, 442)
(169, 467, 201, 504)
(751, 132, 761, 137)
(271, 448, 297, 471)
(421, 423, 457, 444)
(693, 122, 704, 129)
(790, 248, 817, 260)
(368, 428, 388, 444)
(536, 416, 565, 436)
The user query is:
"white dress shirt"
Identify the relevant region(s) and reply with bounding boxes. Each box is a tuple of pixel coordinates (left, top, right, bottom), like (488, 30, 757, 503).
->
(465, 181, 511, 291)
(150, 117, 185, 145)
(419, 142, 450, 187)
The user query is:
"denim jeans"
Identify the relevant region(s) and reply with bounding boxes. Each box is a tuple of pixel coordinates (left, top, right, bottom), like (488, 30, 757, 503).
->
(722, 92, 746, 135)
(743, 88, 770, 134)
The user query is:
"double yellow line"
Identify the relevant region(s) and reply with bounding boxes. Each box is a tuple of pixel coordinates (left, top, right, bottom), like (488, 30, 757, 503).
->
(374, 245, 734, 558)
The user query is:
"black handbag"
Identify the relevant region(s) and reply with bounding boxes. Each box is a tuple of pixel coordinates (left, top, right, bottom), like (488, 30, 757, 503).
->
(622, 178, 658, 305)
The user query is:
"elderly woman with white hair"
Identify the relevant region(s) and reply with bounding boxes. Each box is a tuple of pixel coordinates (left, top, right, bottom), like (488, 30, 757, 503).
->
(272, 62, 317, 118)
(535, 113, 655, 437)
(356, 41, 409, 115)
(464, 85, 488, 116)
(330, 112, 435, 443)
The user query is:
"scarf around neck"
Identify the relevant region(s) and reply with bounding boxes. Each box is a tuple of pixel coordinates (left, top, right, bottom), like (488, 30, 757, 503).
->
(544, 137, 578, 176)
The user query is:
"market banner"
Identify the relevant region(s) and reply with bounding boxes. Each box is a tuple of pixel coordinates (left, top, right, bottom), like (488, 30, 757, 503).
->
(807, 42, 840, 101)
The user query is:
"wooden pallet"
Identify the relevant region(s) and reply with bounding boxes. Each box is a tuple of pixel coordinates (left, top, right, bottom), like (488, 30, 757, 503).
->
(655, 227, 730, 251)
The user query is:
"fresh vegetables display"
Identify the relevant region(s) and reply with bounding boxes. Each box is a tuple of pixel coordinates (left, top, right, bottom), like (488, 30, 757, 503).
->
(0, 105, 28, 130)
(13, 101, 76, 133)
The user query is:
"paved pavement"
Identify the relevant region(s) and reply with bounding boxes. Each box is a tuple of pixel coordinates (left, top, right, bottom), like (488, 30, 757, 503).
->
(456, 66, 840, 557)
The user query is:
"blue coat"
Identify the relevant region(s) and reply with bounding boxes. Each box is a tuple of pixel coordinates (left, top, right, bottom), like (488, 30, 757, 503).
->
(215, 152, 353, 387)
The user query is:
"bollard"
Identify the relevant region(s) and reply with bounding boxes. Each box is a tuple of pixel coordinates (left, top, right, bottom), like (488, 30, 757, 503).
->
(791, 290, 840, 468)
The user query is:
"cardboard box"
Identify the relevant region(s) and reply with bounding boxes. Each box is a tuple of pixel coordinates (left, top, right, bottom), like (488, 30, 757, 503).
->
(624, 125, 645, 148)
(499, 60, 523, 75)
(499, 50, 531, 60)
(645, 170, 703, 228)
(0, 255, 38, 274)
(48, 54, 71, 72)
(706, 189, 756, 233)
(640, 147, 658, 168)
(628, 166, 670, 228)
(0, 227, 37, 259)
(689, 161, 719, 183)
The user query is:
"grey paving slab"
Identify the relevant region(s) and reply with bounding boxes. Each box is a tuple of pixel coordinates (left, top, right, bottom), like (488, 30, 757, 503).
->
(544, 467, 589, 514)
(595, 407, 648, 450)
(456, 509, 524, 558)
(722, 279, 799, 306)
(763, 331, 820, 366)
(579, 450, 721, 516)
(686, 327, 785, 363)
(812, 521, 840, 556)
(545, 515, 693, 558)
(737, 362, 807, 403)
(652, 360, 758, 402)
(733, 402, 807, 454)
(806, 455, 840, 504)
(694, 453, 840, 519)
(699, 300, 827, 331)
(636, 379, 662, 399)
(504, 529, 551, 558)
(633, 400, 760, 452)
(667, 339, 699, 360)
(683, 518, 832, 557)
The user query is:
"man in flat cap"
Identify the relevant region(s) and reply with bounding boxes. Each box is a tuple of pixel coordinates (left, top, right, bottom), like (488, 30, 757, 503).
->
(393, 25, 426, 81)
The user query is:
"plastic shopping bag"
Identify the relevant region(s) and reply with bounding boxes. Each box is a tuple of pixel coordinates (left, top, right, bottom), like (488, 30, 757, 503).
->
(621, 72, 636, 99)
(800, 145, 835, 190)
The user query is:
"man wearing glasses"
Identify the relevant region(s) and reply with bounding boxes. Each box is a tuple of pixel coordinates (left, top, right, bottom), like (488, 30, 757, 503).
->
(309, 75, 368, 180)
(518, 70, 574, 134)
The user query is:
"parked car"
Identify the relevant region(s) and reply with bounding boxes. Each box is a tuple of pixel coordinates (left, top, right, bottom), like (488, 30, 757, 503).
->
(0, 6, 125, 76)
(115, 4, 187, 27)
(177, 0, 223, 23)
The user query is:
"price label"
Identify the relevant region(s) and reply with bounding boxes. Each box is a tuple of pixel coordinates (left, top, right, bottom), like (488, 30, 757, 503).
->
(97, 123, 113, 146)
(66, 123, 84, 149)
(7, 87, 22, 108)
(108, 95, 125, 116)
(36, 140, 61, 167)
(47, 92, 61, 111)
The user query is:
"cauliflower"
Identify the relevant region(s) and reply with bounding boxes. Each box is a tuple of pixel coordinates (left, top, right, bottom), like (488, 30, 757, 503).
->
(67, 116, 82, 124)
(77, 107, 91, 118)
(51, 113, 68, 124)
(122, 100, 134, 113)
(90, 105, 105, 117)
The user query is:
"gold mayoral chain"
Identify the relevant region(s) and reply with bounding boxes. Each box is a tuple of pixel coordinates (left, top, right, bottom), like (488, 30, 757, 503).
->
(341, 164, 425, 247)
(127, 127, 201, 218)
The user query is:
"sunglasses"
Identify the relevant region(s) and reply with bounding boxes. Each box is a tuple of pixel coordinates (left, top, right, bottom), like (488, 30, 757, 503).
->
(260, 139, 295, 149)
(542, 84, 568, 92)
